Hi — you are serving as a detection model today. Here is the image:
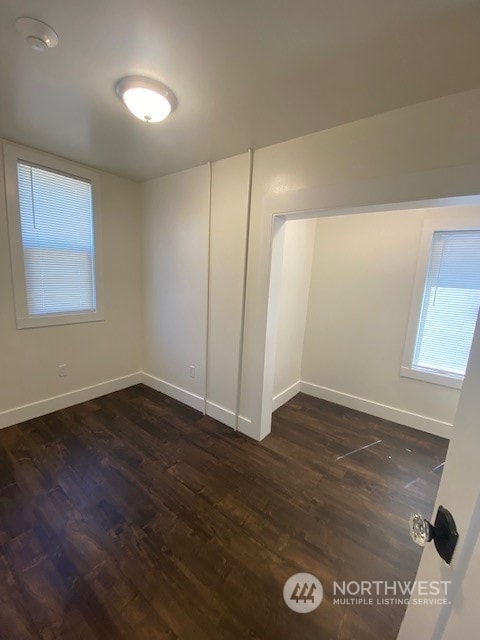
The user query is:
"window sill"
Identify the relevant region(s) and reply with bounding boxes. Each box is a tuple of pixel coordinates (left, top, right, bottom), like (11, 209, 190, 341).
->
(16, 311, 105, 329)
(400, 365, 463, 390)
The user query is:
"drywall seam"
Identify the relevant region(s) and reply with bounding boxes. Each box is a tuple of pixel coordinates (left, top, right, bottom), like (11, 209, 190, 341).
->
(235, 148, 254, 431)
(204, 161, 213, 415)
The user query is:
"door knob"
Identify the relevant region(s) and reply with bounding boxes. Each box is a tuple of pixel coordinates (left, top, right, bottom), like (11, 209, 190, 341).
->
(409, 506, 458, 565)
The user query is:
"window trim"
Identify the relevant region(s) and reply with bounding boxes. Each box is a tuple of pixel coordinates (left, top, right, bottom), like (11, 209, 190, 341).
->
(400, 213, 480, 390)
(3, 143, 105, 329)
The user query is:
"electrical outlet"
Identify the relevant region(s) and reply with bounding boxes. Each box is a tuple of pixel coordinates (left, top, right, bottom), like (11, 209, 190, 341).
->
(58, 364, 67, 377)
(189, 365, 196, 378)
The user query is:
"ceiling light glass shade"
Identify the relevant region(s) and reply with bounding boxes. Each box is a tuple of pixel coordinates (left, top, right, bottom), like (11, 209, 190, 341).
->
(122, 87, 171, 122)
(115, 76, 177, 123)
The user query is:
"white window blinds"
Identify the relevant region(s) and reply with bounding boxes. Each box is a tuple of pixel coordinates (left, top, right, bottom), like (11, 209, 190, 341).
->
(413, 230, 480, 377)
(17, 161, 96, 316)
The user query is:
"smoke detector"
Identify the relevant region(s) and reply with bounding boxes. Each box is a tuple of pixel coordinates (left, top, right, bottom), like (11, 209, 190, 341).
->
(15, 17, 58, 52)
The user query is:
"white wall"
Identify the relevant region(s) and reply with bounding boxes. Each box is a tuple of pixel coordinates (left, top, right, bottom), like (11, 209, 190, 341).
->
(300, 207, 480, 436)
(239, 87, 480, 440)
(142, 164, 210, 409)
(141, 154, 251, 422)
(272, 218, 316, 407)
(207, 153, 250, 426)
(0, 141, 143, 427)
(139, 87, 480, 441)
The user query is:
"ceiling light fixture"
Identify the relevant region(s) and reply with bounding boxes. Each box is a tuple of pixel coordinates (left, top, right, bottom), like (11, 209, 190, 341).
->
(115, 76, 177, 123)
(15, 17, 58, 52)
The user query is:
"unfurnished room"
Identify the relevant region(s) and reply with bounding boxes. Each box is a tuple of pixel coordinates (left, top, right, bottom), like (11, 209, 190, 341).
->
(1, 2, 480, 639)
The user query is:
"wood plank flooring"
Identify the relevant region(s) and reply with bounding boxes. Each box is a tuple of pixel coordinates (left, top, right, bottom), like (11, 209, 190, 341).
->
(0, 386, 448, 639)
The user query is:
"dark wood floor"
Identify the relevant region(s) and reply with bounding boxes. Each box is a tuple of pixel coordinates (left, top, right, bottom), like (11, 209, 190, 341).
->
(0, 385, 448, 639)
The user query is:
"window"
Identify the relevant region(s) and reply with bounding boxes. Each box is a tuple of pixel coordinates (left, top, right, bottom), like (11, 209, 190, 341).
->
(4, 144, 104, 328)
(401, 217, 480, 389)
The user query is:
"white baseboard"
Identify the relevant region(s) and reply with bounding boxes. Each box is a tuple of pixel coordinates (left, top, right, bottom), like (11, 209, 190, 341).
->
(141, 373, 204, 413)
(236, 414, 256, 439)
(206, 400, 253, 435)
(300, 381, 452, 440)
(272, 380, 301, 412)
(0, 368, 257, 439)
(206, 400, 236, 429)
(0, 372, 143, 430)
(141, 374, 256, 435)
(0, 370, 452, 443)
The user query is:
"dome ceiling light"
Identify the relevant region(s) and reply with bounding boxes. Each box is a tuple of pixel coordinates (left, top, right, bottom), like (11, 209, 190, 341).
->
(15, 17, 58, 52)
(115, 76, 177, 123)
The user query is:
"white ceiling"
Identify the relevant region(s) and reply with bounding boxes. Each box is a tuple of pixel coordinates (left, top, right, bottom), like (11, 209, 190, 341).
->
(1, 0, 480, 182)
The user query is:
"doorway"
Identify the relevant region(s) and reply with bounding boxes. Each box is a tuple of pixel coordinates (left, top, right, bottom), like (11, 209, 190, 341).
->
(262, 196, 480, 440)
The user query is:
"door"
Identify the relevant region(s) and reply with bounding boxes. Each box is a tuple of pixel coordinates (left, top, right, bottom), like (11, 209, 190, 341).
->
(398, 310, 480, 639)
